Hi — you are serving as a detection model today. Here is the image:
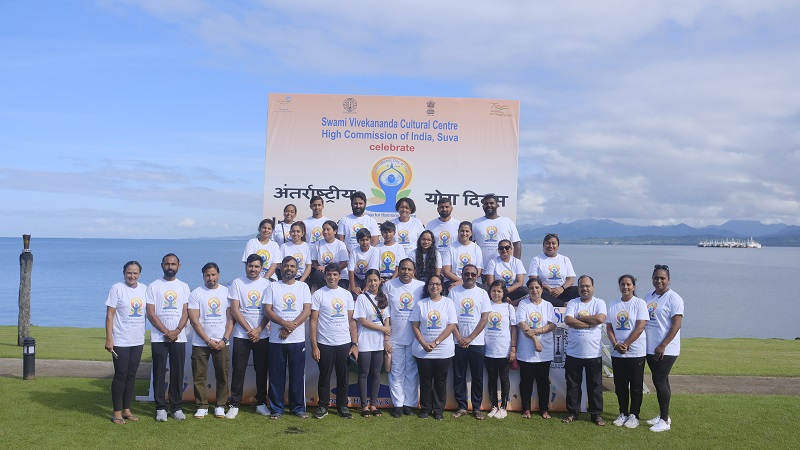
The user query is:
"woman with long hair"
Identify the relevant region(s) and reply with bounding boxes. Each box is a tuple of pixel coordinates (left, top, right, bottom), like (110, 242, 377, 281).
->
(354, 269, 391, 417)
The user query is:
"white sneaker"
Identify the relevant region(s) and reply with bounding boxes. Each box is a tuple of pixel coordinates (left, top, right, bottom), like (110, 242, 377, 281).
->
(172, 410, 186, 420)
(487, 407, 498, 418)
(194, 408, 208, 419)
(495, 408, 508, 419)
(647, 415, 671, 425)
(225, 406, 239, 419)
(256, 404, 270, 416)
(155, 409, 168, 422)
(650, 418, 671, 432)
(214, 407, 226, 418)
(625, 415, 640, 429)
(613, 414, 628, 426)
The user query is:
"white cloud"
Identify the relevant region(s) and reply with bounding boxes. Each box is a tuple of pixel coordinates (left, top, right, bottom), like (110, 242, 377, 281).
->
(177, 217, 195, 228)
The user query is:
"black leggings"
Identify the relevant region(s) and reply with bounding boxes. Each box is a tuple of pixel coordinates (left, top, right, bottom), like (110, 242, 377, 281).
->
(541, 286, 579, 307)
(519, 360, 551, 412)
(611, 356, 646, 417)
(646, 354, 678, 420)
(484, 357, 510, 408)
(358, 350, 383, 407)
(111, 345, 143, 412)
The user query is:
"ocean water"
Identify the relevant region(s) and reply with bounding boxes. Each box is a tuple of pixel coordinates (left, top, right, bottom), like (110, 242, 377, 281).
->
(1, 237, 798, 340)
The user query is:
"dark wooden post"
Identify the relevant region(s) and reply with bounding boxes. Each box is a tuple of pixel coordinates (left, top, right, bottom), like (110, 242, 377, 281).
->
(18, 234, 32, 346)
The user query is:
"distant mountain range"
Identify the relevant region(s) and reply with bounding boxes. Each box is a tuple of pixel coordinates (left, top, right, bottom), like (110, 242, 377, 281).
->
(518, 220, 800, 246)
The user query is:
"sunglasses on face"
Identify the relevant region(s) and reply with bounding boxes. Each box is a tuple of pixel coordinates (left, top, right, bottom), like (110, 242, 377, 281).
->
(462, 272, 478, 278)
(498, 245, 512, 251)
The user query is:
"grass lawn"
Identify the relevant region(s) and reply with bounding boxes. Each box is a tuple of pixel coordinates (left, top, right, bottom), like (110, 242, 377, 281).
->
(0, 376, 798, 449)
(3, 327, 798, 377)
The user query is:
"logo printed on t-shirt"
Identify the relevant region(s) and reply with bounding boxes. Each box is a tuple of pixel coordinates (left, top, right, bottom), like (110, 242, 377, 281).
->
(528, 311, 542, 329)
(356, 259, 368, 276)
(485, 226, 498, 242)
(427, 310, 442, 329)
(163, 290, 178, 309)
(438, 231, 451, 248)
(381, 251, 396, 273)
(547, 264, 562, 280)
(311, 227, 323, 243)
(398, 229, 410, 244)
(321, 251, 334, 264)
(647, 302, 658, 320)
(257, 249, 270, 264)
(246, 290, 261, 309)
(501, 270, 514, 286)
(460, 298, 474, 317)
(458, 253, 471, 269)
(207, 297, 222, 317)
(130, 297, 143, 317)
(577, 310, 589, 319)
(488, 311, 503, 330)
(282, 293, 297, 311)
(292, 252, 304, 267)
(331, 298, 345, 317)
(399, 293, 414, 312)
(616, 310, 630, 330)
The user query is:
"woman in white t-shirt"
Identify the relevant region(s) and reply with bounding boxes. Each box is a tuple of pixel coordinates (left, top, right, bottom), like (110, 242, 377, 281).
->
(105, 261, 147, 424)
(442, 221, 484, 292)
(391, 197, 425, 255)
(280, 221, 311, 284)
(644, 265, 684, 433)
(410, 275, 457, 420)
(516, 277, 556, 419)
(273, 203, 297, 247)
(241, 218, 281, 280)
(528, 233, 578, 307)
(485, 239, 528, 305)
(412, 230, 442, 282)
(606, 274, 649, 429)
(483, 280, 518, 419)
(310, 220, 350, 291)
(354, 269, 391, 417)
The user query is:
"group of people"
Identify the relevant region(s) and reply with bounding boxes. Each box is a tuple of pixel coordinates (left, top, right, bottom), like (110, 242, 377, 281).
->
(104, 193, 683, 433)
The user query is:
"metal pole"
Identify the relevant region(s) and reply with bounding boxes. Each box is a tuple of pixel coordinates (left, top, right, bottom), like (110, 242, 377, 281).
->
(18, 234, 32, 346)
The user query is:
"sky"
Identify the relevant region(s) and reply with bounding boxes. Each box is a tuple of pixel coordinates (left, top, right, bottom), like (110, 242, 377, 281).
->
(2, 0, 799, 238)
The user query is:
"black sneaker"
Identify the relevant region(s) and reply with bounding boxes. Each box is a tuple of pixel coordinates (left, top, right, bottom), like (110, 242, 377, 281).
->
(391, 407, 403, 418)
(313, 406, 328, 419)
(418, 410, 430, 419)
(433, 411, 443, 421)
(403, 406, 414, 416)
(338, 407, 352, 419)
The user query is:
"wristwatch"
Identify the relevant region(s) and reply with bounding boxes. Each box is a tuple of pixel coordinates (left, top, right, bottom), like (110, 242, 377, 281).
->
(434, 340, 440, 346)
(221, 337, 229, 345)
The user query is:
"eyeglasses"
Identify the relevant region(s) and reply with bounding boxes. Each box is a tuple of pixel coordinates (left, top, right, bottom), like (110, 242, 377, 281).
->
(654, 264, 669, 270)
(462, 272, 477, 278)
(498, 245, 512, 251)
(428, 282, 442, 287)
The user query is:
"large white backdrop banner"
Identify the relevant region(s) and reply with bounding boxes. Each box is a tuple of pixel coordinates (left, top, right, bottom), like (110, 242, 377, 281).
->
(264, 93, 520, 223)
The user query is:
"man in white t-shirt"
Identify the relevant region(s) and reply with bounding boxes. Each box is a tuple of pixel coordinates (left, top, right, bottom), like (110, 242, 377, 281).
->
(472, 194, 521, 270)
(146, 253, 191, 422)
(448, 264, 491, 419)
(383, 258, 425, 418)
(227, 254, 272, 419)
(303, 196, 331, 246)
(310, 264, 358, 419)
(426, 197, 461, 260)
(337, 191, 380, 253)
(562, 275, 607, 426)
(264, 256, 313, 419)
(188, 262, 234, 419)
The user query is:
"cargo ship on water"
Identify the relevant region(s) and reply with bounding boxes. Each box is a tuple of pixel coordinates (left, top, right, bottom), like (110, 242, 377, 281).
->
(697, 238, 762, 248)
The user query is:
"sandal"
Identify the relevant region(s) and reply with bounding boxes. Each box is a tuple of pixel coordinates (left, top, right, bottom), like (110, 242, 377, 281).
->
(562, 414, 578, 423)
(361, 409, 372, 418)
(110, 417, 125, 425)
(521, 410, 531, 419)
(541, 411, 551, 419)
(371, 409, 382, 417)
(451, 409, 468, 418)
(122, 414, 139, 422)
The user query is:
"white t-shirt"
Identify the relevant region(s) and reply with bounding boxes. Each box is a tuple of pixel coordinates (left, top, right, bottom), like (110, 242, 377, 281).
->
(425, 217, 461, 259)
(383, 278, 425, 346)
(105, 281, 147, 347)
(338, 213, 380, 254)
(472, 216, 521, 268)
(314, 238, 350, 280)
(241, 238, 281, 278)
(443, 241, 484, 278)
(354, 293, 391, 352)
(303, 216, 331, 245)
(348, 245, 380, 280)
(485, 256, 526, 287)
(606, 296, 649, 358)
(564, 297, 607, 359)
(281, 241, 311, 278)
(146, 278, 191, 343)
(410, 297, 458, 359)
(228, 276, 271, 340)
(409, 248, 442, 280)
(311, 286, 354, 346)
(391, 217, 425, 255)
(484, 302, 518, 359)
(448, 285, 492, 346)
(188, 284, 230, 346)
(527, 253, 576, 289)
(515, 299, 556, 363)
(273, 220, 295, 247)
(377, 242, 407, 278)
(645, 289, 684, 356)
(263, 280, 312, 344)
